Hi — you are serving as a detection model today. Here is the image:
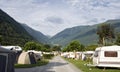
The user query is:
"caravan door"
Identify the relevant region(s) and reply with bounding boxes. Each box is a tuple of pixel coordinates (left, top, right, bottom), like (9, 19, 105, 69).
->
(0, 53, 8, 72)
(93, 50, 99, 65)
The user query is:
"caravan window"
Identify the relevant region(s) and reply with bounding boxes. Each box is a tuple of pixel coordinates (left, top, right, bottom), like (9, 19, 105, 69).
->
(104, 51, 117, 57)
(15, 47, 19, 49)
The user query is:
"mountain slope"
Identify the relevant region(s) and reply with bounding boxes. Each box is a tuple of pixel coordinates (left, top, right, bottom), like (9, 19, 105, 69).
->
(105, 19, 120, 32)
(50, 19, 120, 46)
(22, 24, 49, 43)
(0, 9, 34, 46)
(50, 25, 98, 46)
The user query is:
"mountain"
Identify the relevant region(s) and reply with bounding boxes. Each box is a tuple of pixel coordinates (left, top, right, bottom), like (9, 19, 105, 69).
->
(105, 19, 120, 32)
(50, 19, 120, 46)
(1, 9, 120, 47)
(50, 25, 98, 46)
(22, 24, 49, 43)
(0, 9, 34, 46)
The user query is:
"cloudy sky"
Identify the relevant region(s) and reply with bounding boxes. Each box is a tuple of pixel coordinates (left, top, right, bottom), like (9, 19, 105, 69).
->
(0, 0, 120, 36)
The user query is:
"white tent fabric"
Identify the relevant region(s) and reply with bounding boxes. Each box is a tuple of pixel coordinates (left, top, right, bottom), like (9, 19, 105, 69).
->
(18, 52, 30, 64)
(18, 52, 36, 64)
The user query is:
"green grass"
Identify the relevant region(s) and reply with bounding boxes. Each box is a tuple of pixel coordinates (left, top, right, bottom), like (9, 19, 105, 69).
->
(15, 59, 49, 68)
(63, 58, 120, 72)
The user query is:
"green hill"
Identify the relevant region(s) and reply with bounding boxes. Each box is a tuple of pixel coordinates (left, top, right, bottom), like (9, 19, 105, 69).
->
(22, 24, 49, 43)
(50, 19, 120, 46)
(0, 9, 34, 46)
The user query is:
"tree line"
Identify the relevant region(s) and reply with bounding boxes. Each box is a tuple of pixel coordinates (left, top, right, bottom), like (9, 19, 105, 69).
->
(24, 41, 61, 52)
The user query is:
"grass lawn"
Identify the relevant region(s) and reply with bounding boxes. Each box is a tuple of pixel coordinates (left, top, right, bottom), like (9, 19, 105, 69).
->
(15, 59, 49, 68)
(64, 58, 120, 72)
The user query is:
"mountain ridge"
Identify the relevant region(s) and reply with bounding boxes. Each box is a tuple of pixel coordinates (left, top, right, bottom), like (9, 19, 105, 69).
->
(0, 9, 34, 46)
(0, 9, 49, 46)
(1, 9, 120, 47)
(50, 19, 120, 46)
(22, 24, 49, 43)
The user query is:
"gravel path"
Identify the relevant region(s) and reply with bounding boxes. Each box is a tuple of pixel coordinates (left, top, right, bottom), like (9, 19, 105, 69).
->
(15, 56, 82, 72)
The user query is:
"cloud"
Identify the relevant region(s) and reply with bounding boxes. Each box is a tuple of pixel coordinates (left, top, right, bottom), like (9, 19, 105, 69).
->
(45, 16, 64, 24)
(89, 0, 110, 7)
(0, 0, 120, 36)
(86, 18, 98, 24)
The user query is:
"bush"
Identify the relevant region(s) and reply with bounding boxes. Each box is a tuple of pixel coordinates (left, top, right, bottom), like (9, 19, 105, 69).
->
(43, 54, 54, 59)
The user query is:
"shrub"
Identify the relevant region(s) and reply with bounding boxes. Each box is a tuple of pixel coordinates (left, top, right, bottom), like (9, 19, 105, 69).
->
(43, 54, 54, 59)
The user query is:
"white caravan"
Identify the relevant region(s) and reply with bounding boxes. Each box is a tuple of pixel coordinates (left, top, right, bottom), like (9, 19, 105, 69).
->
(93, 45, 120, 68)
(68, 52, 76, 59)
(1, 46, 22, 51)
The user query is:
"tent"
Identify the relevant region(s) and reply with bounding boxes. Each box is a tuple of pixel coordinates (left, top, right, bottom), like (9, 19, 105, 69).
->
(0, 46, 16, 72)
(18, 52, 36, 64)
(27, 50, 43, 61)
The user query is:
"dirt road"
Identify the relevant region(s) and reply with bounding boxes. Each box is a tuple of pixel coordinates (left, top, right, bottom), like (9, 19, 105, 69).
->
(15, 56, 82, 72)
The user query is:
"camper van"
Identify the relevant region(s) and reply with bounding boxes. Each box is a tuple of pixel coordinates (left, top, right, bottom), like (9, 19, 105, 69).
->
(93, 45, 120, 68)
